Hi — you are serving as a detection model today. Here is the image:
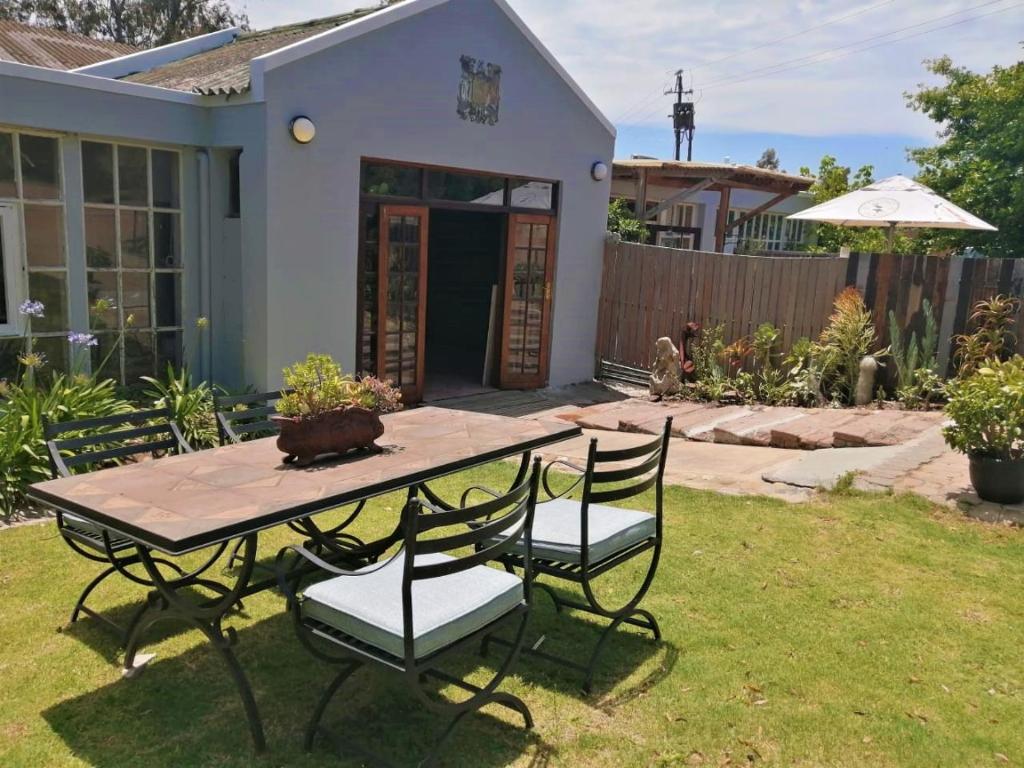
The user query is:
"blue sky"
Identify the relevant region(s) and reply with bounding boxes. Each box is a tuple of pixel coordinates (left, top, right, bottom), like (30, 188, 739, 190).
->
(245, 0, 1024, 179)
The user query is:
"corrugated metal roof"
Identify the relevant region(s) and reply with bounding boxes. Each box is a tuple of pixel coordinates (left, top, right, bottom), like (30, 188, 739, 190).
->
(121, 9, 383, 95)
(0, 20, 137, 70)
(614, 159, 813, 189)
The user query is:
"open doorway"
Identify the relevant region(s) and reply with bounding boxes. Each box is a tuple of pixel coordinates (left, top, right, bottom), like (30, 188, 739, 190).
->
(423, 209, 504, 401)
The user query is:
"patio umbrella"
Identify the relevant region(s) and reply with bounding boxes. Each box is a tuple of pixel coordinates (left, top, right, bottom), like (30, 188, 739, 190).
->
(787, 174, 997, 252)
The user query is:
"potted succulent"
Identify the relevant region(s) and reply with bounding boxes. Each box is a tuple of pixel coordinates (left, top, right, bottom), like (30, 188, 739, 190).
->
(272, 354, 402, 466)
(943, 356, 1024, 504)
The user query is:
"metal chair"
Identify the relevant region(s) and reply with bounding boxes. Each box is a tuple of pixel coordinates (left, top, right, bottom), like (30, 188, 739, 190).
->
(213, 390, 289, 446)
(277, 458, 541, 767)
(471, 418, 672, 693)
(44, 408, 202, 642)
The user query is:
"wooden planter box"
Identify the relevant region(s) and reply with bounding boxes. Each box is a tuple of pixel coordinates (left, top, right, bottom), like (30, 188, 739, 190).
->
(271, 407, 385, 466)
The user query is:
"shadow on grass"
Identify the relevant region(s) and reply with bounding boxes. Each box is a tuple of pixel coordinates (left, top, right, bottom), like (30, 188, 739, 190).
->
(44, 610, 556, 767)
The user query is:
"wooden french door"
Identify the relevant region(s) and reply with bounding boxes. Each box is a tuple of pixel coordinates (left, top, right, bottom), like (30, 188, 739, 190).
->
(377, 205, 429, 404)
(499, 213, 557, 389)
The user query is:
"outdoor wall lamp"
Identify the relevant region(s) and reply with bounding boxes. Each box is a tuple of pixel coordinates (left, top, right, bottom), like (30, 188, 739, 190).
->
(591, 161, 609, 181)
(290, 116, 316, 144)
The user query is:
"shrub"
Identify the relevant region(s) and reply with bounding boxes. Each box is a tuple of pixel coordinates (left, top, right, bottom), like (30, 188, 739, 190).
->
(277, 354, 403, 419)
(0, 375, 132, 516)
(142, 365, 219, 449)
(812, 288, 880, 404)
(943, 357, 1024, 459)
(954, 295, 1020, 377)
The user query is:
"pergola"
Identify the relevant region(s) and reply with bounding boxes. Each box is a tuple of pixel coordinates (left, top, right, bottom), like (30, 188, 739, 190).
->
(613, 159, 814, 252)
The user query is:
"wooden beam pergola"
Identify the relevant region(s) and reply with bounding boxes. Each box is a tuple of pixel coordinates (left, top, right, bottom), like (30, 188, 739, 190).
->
(644, 178, 721, 221)
(723, 192, 794, 234)
(714, 186, 732, 253)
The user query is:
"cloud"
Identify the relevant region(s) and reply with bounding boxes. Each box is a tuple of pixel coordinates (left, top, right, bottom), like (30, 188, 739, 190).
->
(244, 0, 1024, 138)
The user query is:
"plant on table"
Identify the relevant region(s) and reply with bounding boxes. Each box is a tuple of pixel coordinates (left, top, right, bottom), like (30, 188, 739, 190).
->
(274, 354, 402, 465)
(943, 356, 1024, 503)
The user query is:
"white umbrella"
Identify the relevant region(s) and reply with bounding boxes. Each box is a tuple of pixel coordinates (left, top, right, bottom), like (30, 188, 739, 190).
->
(788, 174, 997, 251)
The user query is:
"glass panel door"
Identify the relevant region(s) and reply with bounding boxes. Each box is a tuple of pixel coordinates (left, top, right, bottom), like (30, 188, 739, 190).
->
(377, 205, 428, 403)
(500, 213, 556, 389)
(0, 205, 20, 336)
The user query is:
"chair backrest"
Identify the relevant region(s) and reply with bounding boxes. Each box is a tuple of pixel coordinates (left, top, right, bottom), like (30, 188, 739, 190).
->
(581, 416, 673, 510)
(44, 407, 192, 479)
(399, 458, 541, 658)
(213, 390, 289, 445)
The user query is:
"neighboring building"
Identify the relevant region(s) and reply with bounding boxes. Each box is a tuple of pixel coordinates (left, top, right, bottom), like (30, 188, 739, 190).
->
(0, 20, 137, 69)
(611, 159, 815, 253)
(0, 0, 615, 401)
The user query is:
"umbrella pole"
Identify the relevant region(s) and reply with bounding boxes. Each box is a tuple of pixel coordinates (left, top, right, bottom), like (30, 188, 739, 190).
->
(885, 223, 896, 254)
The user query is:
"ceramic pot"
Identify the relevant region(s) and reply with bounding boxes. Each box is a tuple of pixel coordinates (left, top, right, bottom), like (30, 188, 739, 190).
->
(271, 407, 384, 467)
(968, 455, 1024, 505)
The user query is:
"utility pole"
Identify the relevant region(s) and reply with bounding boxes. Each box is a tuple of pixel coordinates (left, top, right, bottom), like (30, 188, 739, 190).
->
(666, 70, 695, 161)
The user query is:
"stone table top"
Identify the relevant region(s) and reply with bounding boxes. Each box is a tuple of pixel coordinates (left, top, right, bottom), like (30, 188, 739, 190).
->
(28, 407, 580, 555)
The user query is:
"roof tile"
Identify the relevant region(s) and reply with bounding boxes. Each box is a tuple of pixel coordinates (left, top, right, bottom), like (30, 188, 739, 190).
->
(0, 20, 137, 70)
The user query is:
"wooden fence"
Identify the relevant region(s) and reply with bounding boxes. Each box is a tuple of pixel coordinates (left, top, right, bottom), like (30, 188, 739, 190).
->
(595, 241, 1024, 376)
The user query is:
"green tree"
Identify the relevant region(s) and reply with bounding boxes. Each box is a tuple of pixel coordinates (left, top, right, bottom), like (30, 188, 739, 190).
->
(798, 155, 912, 254)
(756, 148, 780, 171)
(906, 51, 1024, 258)
(0, 0, 246, 47)
(607, 198, 648, 243)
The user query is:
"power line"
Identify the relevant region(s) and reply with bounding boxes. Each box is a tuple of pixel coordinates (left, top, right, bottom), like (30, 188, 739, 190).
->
(615, 0, 896, 124)
(700, 0, 1011, 90)
(624, 0, 1017, 125)
(692, 0, 898, 73)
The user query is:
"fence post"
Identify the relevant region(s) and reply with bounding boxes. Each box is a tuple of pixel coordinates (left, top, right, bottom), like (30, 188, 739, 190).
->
(936, 255, 965, 376)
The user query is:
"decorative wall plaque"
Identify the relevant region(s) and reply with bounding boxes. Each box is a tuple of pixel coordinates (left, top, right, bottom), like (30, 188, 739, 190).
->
(457, 55, 501, 126)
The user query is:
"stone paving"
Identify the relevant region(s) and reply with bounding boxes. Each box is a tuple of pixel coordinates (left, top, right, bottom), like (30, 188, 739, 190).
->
(558, 399, 945, 451)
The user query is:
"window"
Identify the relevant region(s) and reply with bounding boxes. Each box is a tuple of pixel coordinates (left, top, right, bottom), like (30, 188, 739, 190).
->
(727, 209, 808, 252)
(655, 231, 695, 249)
(0, 131, 68, 374)
(425, 170, 505, 205)
(227, 150, 241, 219)
(361, 163, 421, 197)
(82, 141, 184, 383)
(509, 180, 554, 210)
(654, 202, 696, 228)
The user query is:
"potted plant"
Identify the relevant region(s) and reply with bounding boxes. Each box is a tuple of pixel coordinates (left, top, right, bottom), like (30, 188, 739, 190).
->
(272, 354, 402, 466)
(943, 356, 1024, 504)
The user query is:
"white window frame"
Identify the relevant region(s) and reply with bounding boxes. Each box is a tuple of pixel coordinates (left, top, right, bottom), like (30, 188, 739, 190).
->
(0, 203, 24, 337)
(655, 230, 695, 250)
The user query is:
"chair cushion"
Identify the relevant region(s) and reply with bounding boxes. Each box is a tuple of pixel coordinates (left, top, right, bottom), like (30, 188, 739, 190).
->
(301, 553, 523, 660)
(495, 498, 656, 565)
(61, 514, 135, 552)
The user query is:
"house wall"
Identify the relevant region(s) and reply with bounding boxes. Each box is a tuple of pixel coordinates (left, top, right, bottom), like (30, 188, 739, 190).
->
(256, 0, 614, 389)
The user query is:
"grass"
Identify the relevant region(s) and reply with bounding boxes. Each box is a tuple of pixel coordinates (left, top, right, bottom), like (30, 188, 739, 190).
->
(0, 465, 1022, 767)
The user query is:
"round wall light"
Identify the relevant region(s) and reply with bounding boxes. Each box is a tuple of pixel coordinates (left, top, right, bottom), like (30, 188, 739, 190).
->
(290, 116, 316, 144)
(591, 161, 609, 182)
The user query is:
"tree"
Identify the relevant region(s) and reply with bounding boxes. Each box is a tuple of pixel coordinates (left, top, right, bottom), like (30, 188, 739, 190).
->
(798, 155, 913, 254)
(906, 51, 1024, 258)
(0, 0, 247, 47)
(607, 198, 648, 243)
(756, 148, 780, 171)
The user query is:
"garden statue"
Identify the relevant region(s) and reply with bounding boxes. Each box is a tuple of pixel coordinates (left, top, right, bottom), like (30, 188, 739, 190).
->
(650, 336, 683, 398)
(855, 355, 879, 406)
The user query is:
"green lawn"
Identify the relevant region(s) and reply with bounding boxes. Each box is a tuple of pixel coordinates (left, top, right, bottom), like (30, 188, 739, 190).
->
(0, 467, 1021, 767)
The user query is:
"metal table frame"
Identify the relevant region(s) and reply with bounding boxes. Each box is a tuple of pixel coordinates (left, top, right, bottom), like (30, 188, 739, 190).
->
(28, 412, 579, 753)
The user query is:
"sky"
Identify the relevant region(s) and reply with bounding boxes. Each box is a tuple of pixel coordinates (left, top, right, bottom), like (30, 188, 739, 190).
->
(241, 0, 1024, 177)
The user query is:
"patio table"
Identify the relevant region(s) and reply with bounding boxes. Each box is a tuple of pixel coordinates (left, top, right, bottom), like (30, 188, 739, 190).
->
(27, 406, 580, 752)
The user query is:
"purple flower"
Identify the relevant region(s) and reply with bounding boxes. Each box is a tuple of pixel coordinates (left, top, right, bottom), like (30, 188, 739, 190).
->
(68, 332, 99, 347)
(18, 299, 44, 318)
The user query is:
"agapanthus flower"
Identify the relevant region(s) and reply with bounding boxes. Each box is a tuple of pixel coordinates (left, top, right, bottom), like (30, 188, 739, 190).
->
(68, 332, 99, 347)
(125, 313, 136, 327)
(18, 351, 47, 369)
(196, 316, 209, 330)
(18, 299, 45, 318)
(91, 297, 118, 314)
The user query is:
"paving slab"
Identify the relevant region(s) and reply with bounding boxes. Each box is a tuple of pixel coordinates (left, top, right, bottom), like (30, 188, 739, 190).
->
(770, 410, 868, 450)
(763, 445, 905, 490)
(833, 411, 944, 447)
(713, 407, 808, 446)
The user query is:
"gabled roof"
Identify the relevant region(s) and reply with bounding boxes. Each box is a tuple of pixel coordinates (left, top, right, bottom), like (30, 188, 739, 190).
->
(120, 9, 382, 96)
(0, 20, 137, 70)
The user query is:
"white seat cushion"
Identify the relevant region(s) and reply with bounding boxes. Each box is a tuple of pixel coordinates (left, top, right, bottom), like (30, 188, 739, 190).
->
(301, 553, 523, 660)
(496, 498, 655, 564)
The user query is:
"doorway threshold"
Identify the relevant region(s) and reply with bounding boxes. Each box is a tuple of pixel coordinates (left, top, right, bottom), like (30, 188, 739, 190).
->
(423, 375, 498, 403)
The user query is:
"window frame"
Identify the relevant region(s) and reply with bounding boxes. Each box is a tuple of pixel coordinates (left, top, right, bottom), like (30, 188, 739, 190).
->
(81, 140, 185, 383)
(0, 129, 68, 364)
(0, 203, 23, 337)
